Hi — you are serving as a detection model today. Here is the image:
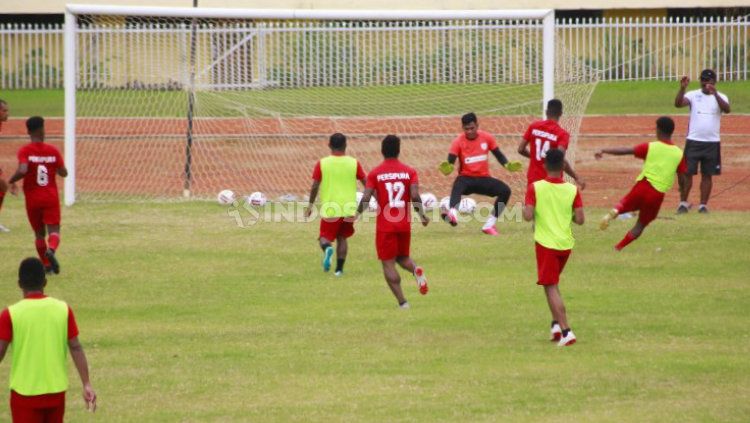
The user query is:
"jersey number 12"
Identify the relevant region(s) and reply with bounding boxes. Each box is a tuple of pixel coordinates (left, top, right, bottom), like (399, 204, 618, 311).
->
(385, 181, 406, 207)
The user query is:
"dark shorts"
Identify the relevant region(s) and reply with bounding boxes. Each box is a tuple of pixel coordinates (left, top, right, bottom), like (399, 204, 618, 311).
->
(616, 179, 665, 227)
(449, 176, 511, 210)
(685, 140, 721, 176)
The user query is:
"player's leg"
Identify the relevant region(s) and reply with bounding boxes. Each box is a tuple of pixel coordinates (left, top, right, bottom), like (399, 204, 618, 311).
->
(443, 176, 469, 226)
(469, 177, 511, 235)
(333, 220, 355, 276)
(394, 232, 427, 295)
(10, 391, 47, 423)
(26, 205, 51, 271)
(601, 181, 644, 230)
(615, 189, 663, 251)
(544, 285, 575, 346)
(45, 224, 61, 275)
(0, 175, 9, 232)
(698, 143, 719, 212)
(318, 219, 337, 272)
(376, 231, 408, 307)
(678, 141, 699, 213)
(382, 259, 408, 307)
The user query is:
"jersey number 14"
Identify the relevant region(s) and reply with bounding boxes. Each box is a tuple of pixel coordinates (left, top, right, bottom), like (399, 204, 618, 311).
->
(535, 138, 551, 161)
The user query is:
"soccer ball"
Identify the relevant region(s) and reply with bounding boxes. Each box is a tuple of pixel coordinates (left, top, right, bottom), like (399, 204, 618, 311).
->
(459, 197, 477, 214)
(217, 189, 236, 205)
(420, 192, 438, 211)
(246, 191, 267, 207)
(439, 196, 451, 212)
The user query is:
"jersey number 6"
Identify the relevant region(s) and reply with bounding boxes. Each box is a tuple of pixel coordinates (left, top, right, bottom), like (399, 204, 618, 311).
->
(37, 164, 50, 187)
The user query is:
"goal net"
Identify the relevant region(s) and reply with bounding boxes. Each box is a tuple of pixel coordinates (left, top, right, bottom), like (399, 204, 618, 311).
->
(65, 6, 598, 204)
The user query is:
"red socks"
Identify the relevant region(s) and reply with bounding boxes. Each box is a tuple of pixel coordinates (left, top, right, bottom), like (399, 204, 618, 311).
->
(615, 231, 638, 251)
(48, 233, 61, 251)
(35, 238, 50, 266)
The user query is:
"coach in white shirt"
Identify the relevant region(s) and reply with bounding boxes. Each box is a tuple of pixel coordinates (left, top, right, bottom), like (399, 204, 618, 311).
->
(674, 68, 730, 214)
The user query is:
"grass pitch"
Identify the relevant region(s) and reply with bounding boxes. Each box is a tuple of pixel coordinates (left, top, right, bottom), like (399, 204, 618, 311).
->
(0, 202, 748, 422)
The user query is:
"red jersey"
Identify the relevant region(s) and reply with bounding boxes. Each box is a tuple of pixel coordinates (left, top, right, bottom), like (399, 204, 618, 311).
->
(523, 119, 570, 183)
(366, 159, 419, 233)
(17, 142, 64, 204)
(449, 129, 498, 177)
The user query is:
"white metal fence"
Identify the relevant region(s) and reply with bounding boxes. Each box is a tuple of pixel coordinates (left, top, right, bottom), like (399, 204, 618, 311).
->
(1, 16, 748, 90)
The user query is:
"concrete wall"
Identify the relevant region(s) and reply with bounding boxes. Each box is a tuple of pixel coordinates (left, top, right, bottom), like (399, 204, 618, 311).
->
(3, 0, 749, 14)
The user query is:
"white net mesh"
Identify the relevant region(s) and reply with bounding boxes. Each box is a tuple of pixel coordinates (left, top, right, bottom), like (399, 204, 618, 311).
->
(72, 14, 598, 202)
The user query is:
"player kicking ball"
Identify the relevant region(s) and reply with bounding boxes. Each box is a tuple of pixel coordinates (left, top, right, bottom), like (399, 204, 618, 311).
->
(523, 148, 584, 346)
(357, 135, 429, 309)
(438, 112, 522, 236)
(7, 117, 68, 274)
(596, 116, 687, 251)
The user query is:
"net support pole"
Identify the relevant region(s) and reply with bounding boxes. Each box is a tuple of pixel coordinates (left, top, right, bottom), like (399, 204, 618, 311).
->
(64, 10, 76, 206)
(542, 10, 555, 118)
(183, 0, 198, 198)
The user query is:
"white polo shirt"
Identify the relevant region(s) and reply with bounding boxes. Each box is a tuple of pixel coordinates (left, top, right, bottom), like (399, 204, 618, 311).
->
(685, 89, 729, 142)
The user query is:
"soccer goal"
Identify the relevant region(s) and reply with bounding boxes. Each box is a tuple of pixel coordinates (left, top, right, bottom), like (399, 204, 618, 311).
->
(64, 5, 597, 204)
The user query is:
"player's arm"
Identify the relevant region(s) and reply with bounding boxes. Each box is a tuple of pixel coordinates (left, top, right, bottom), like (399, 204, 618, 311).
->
(522, 205, 534, 222)
(409, 184, 429, 226)
(305, 180, 320, 218)
(573, 207, 585, 225)
(559, 148, 585, 190)
(0, 340, 8, 362)
(7, 163, 28, 195)
(492, 148, 523, 172)
(57, 166, 68, 177)
(705, 85, 730, 113)
(68, 337, 97, 412)
(356, 187, 374, 216)
(594, 147, 635, 159)
(517, 138, 531, 158)
(674, 76, 690, 108)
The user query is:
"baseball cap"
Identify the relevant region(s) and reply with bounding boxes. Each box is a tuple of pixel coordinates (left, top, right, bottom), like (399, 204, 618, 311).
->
(700, 69, 716, 80)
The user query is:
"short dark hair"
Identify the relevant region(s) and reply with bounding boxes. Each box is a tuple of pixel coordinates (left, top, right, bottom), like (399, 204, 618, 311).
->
(461, 112, 477, 126)
(18, 257, 46, 291)
(544, 148, 565, 172)
(26, 116, 44, 133)
(381, 134, 400, 158)
(546, 99, 563, 117)
(700, 68, 717, 81)
(329, 133, 346, 150)
(656, 116, 675, 136)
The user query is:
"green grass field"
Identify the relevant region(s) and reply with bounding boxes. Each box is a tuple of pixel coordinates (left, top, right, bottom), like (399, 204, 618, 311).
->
(1, 80, 749, 118)
(0, 202, 748, 422)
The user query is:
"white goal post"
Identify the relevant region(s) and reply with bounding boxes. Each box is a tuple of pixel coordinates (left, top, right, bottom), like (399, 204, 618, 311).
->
(64, 5, 561, 205)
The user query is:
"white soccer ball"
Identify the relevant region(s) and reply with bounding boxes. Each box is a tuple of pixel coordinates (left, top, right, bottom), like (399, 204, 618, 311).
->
(459, 197, 477, 214)
(217, 189, 236, 205)
(439, 196, 451, 212)
(247, 191, 267, 207)
(420, 192, 438, 211)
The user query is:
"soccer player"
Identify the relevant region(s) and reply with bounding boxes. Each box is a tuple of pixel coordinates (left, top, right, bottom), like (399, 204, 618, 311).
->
(517, 99, 585, 188)
(0, 258, 97, 422)
(596, 116, 687, 251)
(438, 112, 522, 236)
(305, 133, 366, 276)
(358, 135, 429, 309)
(674, 69, 730, 214)
(7, 117, 68, 274)
(523, 148, 584, 347)
(0, 99, 10, 232)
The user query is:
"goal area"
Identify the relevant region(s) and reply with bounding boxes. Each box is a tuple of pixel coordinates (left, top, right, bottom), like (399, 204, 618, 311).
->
(64, 5, 597, 205)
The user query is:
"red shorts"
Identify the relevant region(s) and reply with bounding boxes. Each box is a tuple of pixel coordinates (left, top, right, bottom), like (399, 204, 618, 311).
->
(376, 231, 411, 261)
(535, 242, 571, 286)
(616, 179, 665, 227)
(26, 201, 61, 232)
(10, 390, 66, 423)
(319, 217, 355, 241)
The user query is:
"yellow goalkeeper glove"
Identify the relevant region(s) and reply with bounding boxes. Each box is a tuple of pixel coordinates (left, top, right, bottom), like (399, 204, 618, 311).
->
(438, 161, 455, 176)
(504, 161, 523, 172)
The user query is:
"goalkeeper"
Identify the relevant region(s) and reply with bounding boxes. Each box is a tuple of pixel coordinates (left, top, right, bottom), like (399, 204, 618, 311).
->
(439, 112, 522, 236)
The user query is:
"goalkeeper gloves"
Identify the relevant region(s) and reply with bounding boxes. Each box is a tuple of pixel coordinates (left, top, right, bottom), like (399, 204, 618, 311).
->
(504, 161, 523, 172)
(438, 161, 455, 176)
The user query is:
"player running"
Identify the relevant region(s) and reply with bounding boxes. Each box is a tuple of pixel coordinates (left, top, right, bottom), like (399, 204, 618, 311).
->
(8, 117, 68, 274)
(357, 135, 429, 309)
(523, 148, 584, 347)
(0, 99, 10, 232)
(517, 99, 585, 188)
(305, 133, 367, 276)
(438, 112, 522, 236)
(596, 116, 687, 251)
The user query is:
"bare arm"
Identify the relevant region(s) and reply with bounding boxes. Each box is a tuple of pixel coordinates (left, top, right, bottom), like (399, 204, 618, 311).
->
(7, 163, 28, 185)
(709, 87, 730, 114)
(595, 147, 635, 159)
(517, 139, 531, 158)
(523, 204, 534, 222)
(68, 337, 97, 412)
(0, 340, 8, 363)
(304, 180, 320, 218)
(573, 207, 585, 225)
(674, 76, 690, 108)
(356, 187, 374, 215)
(409, 184, 429, 226)
(560, 148, 585, 190)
